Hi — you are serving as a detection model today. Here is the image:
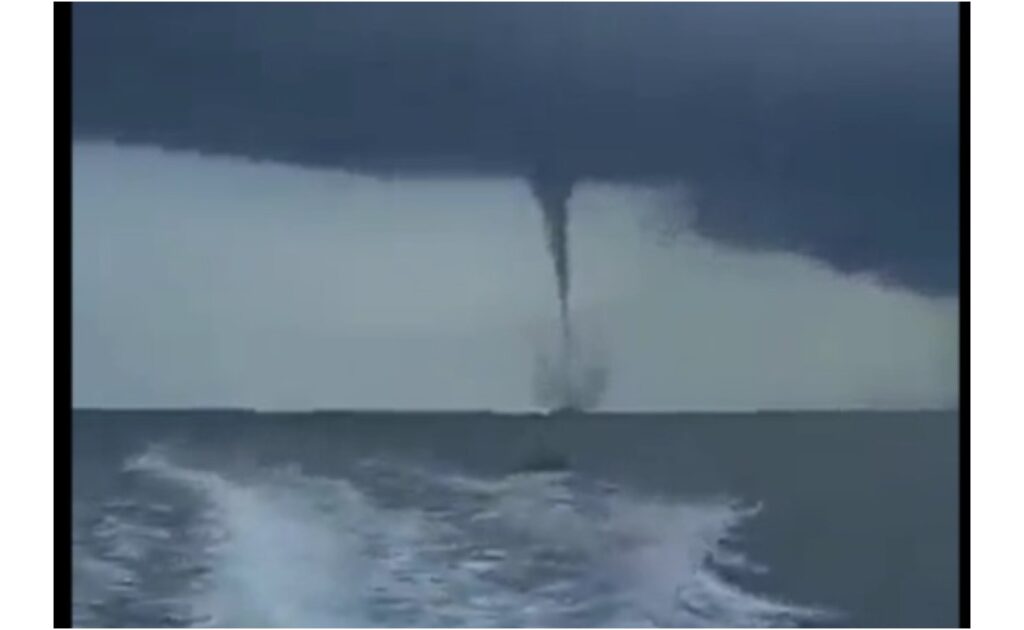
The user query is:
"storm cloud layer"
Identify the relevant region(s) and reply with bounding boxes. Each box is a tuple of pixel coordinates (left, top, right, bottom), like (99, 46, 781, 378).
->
(72, 3, 960, 295)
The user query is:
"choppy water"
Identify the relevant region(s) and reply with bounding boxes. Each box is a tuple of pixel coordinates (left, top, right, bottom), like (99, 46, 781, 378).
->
(71, 410, 958, 627)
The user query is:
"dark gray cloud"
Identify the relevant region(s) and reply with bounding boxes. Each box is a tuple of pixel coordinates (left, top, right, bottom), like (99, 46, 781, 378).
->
(72, 3, 959, 295)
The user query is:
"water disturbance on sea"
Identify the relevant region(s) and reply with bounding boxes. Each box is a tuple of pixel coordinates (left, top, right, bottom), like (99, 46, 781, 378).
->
(73, 410, 961, 627)
(73, 445, 828, 628)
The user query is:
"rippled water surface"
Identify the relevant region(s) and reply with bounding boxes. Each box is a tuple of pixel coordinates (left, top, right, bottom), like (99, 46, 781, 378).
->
(72, 410, 958, 627)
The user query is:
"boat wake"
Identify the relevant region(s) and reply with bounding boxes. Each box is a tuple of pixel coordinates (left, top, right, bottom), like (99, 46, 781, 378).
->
(73, 446, 830, 627)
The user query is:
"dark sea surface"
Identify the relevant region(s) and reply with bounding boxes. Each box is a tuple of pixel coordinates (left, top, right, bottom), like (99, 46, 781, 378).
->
(71, 410, 959, 627)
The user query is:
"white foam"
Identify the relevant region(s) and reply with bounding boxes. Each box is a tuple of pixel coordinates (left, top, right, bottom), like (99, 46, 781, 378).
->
(126, 450, 374, 626)
(110, 449, 830, 627)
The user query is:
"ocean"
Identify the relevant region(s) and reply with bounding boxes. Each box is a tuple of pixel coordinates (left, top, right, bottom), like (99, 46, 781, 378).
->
(71, 410, 959, 627)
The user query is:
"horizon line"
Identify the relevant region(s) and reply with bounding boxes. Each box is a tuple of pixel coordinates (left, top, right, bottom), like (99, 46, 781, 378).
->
(71, 406, 958, 415)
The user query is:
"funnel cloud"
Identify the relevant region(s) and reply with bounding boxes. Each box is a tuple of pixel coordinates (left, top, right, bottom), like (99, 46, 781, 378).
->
(530, 165, 576, 333)
(529, 164, 591, 409)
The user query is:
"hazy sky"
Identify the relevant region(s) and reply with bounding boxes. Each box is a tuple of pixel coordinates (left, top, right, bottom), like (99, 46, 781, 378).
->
(73, 143, 958, 411)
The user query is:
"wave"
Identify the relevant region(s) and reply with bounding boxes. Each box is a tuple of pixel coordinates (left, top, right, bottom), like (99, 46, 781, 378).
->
(73, 447, 830, 627)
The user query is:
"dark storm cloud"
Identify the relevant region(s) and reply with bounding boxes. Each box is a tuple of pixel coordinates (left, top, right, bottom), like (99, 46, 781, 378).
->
(72, 3, 959, 295)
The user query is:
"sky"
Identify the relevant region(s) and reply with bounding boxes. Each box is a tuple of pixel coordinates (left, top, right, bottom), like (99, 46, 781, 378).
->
(71, 4, 960, 410)
(73, 143, 957, 411)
